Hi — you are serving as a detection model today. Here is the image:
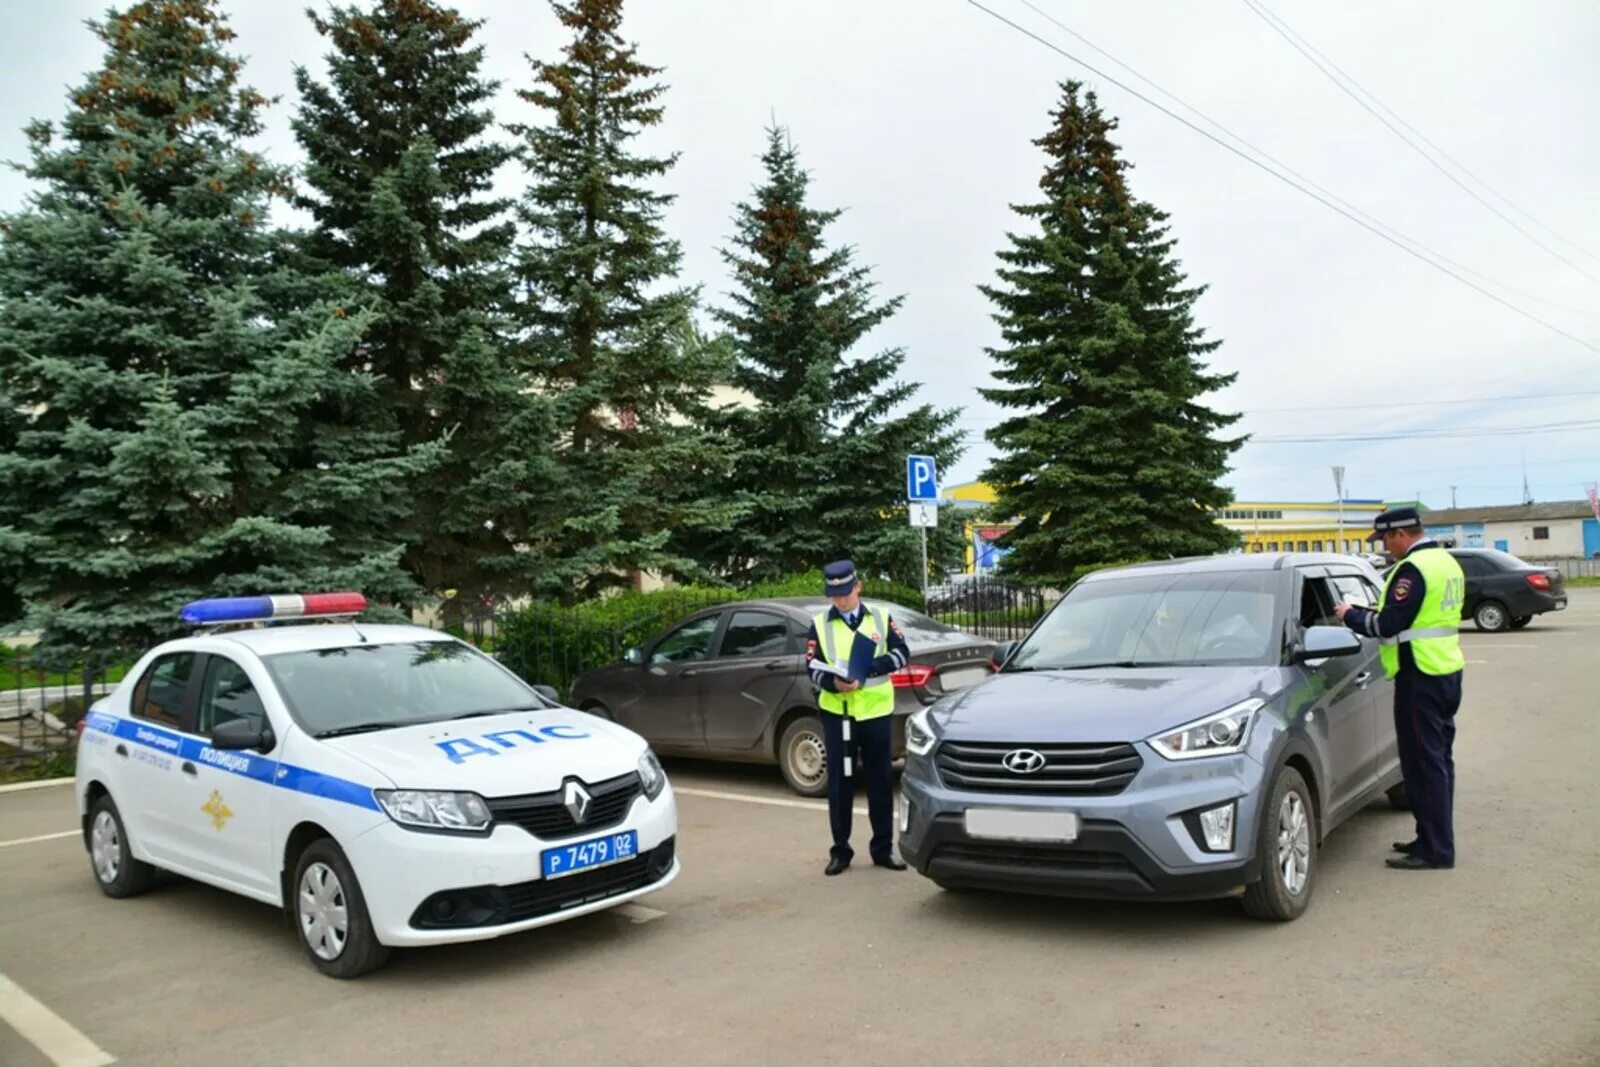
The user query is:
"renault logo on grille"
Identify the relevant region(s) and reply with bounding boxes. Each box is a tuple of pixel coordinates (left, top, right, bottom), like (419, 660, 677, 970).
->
(563, 780, 593, 824)
(1002, 748, 1047, 774)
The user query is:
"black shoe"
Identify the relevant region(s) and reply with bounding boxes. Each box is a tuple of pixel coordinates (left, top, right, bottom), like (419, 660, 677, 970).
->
(1392, 840, 1418, 854)
(824, 856, 850, 876)
(872, 854, 907, 871)
(1385, 854, 1453, 871)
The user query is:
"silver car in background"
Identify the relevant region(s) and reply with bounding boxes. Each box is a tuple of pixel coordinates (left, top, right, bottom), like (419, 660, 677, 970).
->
(900, 554, 1406, 920)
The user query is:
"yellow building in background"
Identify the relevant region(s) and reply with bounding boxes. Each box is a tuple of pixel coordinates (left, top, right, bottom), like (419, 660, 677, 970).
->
(940, 481, 1387, 573)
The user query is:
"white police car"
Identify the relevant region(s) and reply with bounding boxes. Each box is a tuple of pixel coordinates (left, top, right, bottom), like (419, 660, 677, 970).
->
(74, 593, 679, 978)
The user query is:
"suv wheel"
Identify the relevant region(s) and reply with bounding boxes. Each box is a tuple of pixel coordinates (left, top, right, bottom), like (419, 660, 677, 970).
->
(778, 714, 828, 798)
(1474, 600, 1510, 632)
(88, 795, 157, 898)
(1386, 782, 1411, 811)
(293, 838, 389, 978)
(1242, 766, 1317, 921)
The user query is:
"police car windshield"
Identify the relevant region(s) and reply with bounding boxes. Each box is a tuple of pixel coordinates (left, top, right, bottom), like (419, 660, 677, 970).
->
(1006, 571, 1282, 671)
(262, 641, 546, 737)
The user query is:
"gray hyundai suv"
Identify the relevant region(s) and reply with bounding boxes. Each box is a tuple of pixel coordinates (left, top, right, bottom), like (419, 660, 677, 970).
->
(899, 553, 1406, 920)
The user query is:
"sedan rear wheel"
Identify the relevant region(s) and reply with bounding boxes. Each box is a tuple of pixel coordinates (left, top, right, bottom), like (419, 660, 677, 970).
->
(778, 714, 828, 798)
(1474, 600, 1510, 632)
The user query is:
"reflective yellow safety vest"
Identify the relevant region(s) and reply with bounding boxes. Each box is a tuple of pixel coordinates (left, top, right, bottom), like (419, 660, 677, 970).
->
(1377, 546, 1466, 679)
(812, 605, 895, 720)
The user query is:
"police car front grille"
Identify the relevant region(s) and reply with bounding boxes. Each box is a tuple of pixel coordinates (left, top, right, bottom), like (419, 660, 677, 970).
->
(935, 741, 1142, 795)
(411, 838, 675, 929)
(485, 772, 642, 839)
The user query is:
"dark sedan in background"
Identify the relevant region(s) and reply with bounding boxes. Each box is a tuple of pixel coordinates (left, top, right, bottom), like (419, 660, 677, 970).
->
(569, 597, 996, 795)
(1447, 548, 1568, 631)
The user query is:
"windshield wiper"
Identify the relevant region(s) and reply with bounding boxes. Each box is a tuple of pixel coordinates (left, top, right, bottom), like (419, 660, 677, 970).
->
(448, 705, 545, 721)
(315, 722, 403, 739)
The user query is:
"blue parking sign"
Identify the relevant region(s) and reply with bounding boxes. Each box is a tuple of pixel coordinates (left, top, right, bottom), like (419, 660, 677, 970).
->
(906, 455, 938, 502)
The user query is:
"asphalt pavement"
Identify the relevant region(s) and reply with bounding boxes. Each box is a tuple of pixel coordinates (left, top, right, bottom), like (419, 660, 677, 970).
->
(2, 591, 1597, 1066)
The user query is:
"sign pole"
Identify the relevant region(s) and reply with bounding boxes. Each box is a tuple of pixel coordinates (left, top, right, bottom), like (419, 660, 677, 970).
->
(1332, 466, 1346, 555)
(919, 526, 928, 598)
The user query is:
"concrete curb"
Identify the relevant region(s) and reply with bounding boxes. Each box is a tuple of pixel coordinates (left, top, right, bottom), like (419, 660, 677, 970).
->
(0, 777, 73, 794)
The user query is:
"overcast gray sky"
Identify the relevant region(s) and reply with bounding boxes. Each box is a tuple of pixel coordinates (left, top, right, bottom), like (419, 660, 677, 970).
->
(4, 0, 1597, 509)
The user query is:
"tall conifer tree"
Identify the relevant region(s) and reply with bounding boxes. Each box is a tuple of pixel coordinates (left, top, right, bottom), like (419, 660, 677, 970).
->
(0, 0, 428, 658)
(981, 83, 1241, 583)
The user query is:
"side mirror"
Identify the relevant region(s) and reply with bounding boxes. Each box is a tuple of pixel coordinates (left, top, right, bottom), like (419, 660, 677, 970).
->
(989, 641, 1016, 671)
(532, 684, 562, 705)
(1294, 625, 1361, 664)
(624, 646, 643, 665)
(211, 718, 275, 753)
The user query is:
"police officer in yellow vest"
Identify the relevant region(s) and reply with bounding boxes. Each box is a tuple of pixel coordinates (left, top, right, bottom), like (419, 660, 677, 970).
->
(1333, 508, 1466, 870)
(806, 560, 912, 876)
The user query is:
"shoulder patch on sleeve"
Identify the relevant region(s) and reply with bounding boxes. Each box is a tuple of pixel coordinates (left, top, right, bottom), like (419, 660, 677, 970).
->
(1392, 577, 1414, 602)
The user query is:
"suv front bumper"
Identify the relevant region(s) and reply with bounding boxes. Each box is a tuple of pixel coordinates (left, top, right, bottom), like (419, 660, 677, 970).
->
(900, 748, 1266, 902)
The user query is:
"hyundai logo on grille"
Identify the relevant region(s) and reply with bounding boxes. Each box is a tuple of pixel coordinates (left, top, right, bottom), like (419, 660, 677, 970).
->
(1002, 748, 1047, 774)
(563, 781, 592, 824)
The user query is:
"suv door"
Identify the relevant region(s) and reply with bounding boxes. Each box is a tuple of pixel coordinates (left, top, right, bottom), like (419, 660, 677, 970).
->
(119, 651, 200, 867)
(1294, 570, 1379, 818)
(174, 653, 281, 897)
(614, 613, 722, 751)
(1329, 569, 1394, 788)
(697, 610, 806, 753)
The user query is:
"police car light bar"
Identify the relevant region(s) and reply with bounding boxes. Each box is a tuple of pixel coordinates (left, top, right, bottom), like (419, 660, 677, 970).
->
(181, 592, 368, 627)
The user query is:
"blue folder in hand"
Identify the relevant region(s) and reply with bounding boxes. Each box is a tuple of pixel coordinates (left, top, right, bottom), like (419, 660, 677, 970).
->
(844, 629, 879, 685)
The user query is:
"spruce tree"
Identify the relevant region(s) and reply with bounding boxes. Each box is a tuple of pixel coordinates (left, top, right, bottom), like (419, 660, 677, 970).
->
(980, 83, 1242, 584)
(704, 127, 964, 586)
(511, 0, 735, 599)
(0, 0, 429, 659)
(293, 0, 549, 609)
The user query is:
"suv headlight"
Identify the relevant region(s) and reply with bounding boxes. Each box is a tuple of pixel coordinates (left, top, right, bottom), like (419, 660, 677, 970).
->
(1148, 699, 1264, 761)
(905, 709, 938, 757)
(374, 789, 492, 833)
(638, 748, 667, 800)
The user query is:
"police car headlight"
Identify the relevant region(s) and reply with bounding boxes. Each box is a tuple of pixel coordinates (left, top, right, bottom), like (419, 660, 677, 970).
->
(1148, 699, 1264, 761)
(905, 709, 938, 758)
(638, 749, 666, 801)
(374, 789, 492, 833)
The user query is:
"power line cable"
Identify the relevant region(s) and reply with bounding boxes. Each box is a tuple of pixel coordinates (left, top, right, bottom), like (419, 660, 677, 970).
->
(953, 388, 1600, 423)
(1006, 0, 1599, 320)
(1242, 0, 1600, 285)
(962, 0, 1600, 356)
(1246, 417, 1600, 444)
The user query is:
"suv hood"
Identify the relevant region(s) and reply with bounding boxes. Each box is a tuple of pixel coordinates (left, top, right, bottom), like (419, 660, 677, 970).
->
(321, 707, 644, 797)
(932, 666, 1287, 743)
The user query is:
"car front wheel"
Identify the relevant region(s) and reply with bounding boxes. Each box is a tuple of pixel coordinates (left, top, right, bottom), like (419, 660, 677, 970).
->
(1474, 600, 1510, 632)
(1241, 766, 1317, 921)
(293, 838, 389, 979)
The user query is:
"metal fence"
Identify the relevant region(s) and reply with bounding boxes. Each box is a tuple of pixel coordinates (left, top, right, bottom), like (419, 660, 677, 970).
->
(1538, 556, 1600, 579)
(1, 650, 127, 770)
(924, 576, 1059, 642)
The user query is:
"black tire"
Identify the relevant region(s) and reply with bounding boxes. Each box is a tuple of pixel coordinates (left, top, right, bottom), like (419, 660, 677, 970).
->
(778, 713, 828, 798)
(87, 794, 157, 898)
(291, 838, 389, 979)
(1386, 782, 1411, 811)
(582, 701, 614, 722)
(1241, 766, 1318, 921)
(1509, 616, 1532, 630)
(1473, 600, 1510, 633)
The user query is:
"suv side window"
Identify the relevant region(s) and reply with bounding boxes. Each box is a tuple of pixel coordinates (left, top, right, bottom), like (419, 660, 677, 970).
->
(718, 611, 793, 658)
(1297, 576, 1340, 628)
(651, 615, 720, 664)
(130, 653, 196, 728)
(197, 657, 267, 734)
(1329, 574, 1377, 610)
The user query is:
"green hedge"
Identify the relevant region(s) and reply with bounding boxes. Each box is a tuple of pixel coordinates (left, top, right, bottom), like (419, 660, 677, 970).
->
(493, 570, 926, 697)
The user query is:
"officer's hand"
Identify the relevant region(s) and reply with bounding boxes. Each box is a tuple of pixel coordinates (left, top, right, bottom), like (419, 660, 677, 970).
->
(1333, 601, 1352, 621)
(836, 679, 861, 693)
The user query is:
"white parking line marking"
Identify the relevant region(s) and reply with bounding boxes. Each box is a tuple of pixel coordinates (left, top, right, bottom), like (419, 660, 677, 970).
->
(0, 972, 114, 1067)
(674, 786, 867, 817)
(0, 778, 73, 794)
(0, 830, 77, 849)
(614, 904, 667, 924)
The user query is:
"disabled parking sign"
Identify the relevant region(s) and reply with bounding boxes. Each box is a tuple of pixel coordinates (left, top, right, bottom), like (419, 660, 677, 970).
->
(906, 455, 938, 502)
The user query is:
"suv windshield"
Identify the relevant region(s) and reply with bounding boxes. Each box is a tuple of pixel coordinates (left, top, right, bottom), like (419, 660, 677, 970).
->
(1007, 570, 1282, 670)
(262, 641, 544, 737)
